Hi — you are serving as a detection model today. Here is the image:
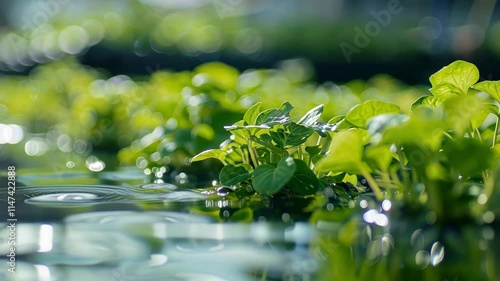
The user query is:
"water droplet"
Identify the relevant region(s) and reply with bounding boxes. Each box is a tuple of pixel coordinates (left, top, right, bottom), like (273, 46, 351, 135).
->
(430, 242, 445, 266)
(411, 229, 425, 250)
(415, 250, 430, 268)
(216, 187, 233, 196)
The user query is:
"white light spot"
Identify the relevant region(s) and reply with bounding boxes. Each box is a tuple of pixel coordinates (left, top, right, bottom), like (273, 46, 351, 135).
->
(38, 224, 53, 253)
(25, 138, 49, 156)
(483, 211, 495, 224)
(382, 199, 392, 211)
(477, 193, 488, 205)
(359, 199, 368, 208)
(375, 213, 389, 227)
(363, 209, 378, 224)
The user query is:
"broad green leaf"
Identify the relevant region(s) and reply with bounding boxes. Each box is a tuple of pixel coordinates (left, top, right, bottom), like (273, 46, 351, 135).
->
(429, 60, 479, 95)
(473, 81, 500, 103)
(367, 113, 408, 144)
(411, 95, 441, 110)
(328, 115, 345, 124)
(442, 95, 488, 134)
(471, 104, 498, 129)
(345, 100, 401, 128)
(287, 159, 321, 195)
(220, 164, 252, 186)
(305, 145, 322, 157)
(243, 102, 262, 125)
(253, 157, 297, 195)
(255, 102, 294, 127)
(318, 129, 364, 174)
(443, 138, 493, 177)
(381, 108, 448, 151)
(298, 104, 323, 126)
(191, 149, 227, 163)
(270, 123, 314, 148)
(429, 83, 462, 100)
(363, 145, 393, 171)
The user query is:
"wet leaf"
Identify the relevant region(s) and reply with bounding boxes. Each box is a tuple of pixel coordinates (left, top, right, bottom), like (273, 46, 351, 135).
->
(270, 123, 313, 148)
(255, 101, 294, 127)
(220, 164, 252, 186)
(253, 157, 296, 195)
(191, 149, 227, 163)
(287, 159, 321, 195)
(298, 104, 323, 126)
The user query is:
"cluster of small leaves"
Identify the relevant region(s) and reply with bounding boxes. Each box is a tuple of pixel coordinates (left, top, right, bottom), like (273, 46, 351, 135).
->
(192, 60, 500, 219)
(192, 102, 337, 196)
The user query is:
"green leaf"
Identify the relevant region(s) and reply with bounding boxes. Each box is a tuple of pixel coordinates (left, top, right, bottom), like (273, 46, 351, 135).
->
(367, 113, 408, 144)
(363, 145, 393, 172)
(194, 62, 239, 90)
(191, 149, 227, 163)
(220, 164, 252, 186)
(305, 145, 322, 157)
(411, 95, 442, 110)
(345, 100, 401, 128)
(253, 157, 297, 195)
(229, 208, 253, 222)
(318, 129, 364, 174)
(255, 102, 294, 127)
(270, 123, 313, 148)
(472, 81, 500, 103)
(243, 102, 262, 125)
(443, 138, 493, 177)
(287, 159, 321, 195)
(380, 108, 448, 151)
(429, 83, 462, 100)
(442, 95, 488, 134)
(429, 60, 479, 96)
(298, 104, 323, 126)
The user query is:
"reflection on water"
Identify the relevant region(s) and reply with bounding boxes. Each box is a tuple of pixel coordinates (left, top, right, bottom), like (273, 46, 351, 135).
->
(0, 170, 498, 281)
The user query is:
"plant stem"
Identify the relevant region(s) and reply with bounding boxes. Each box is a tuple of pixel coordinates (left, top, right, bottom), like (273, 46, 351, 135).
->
(358, 164, 384, 201)
(493, 116, 499, 148)
(248, 139, 260, 167)
(396, 146, 411, 188)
